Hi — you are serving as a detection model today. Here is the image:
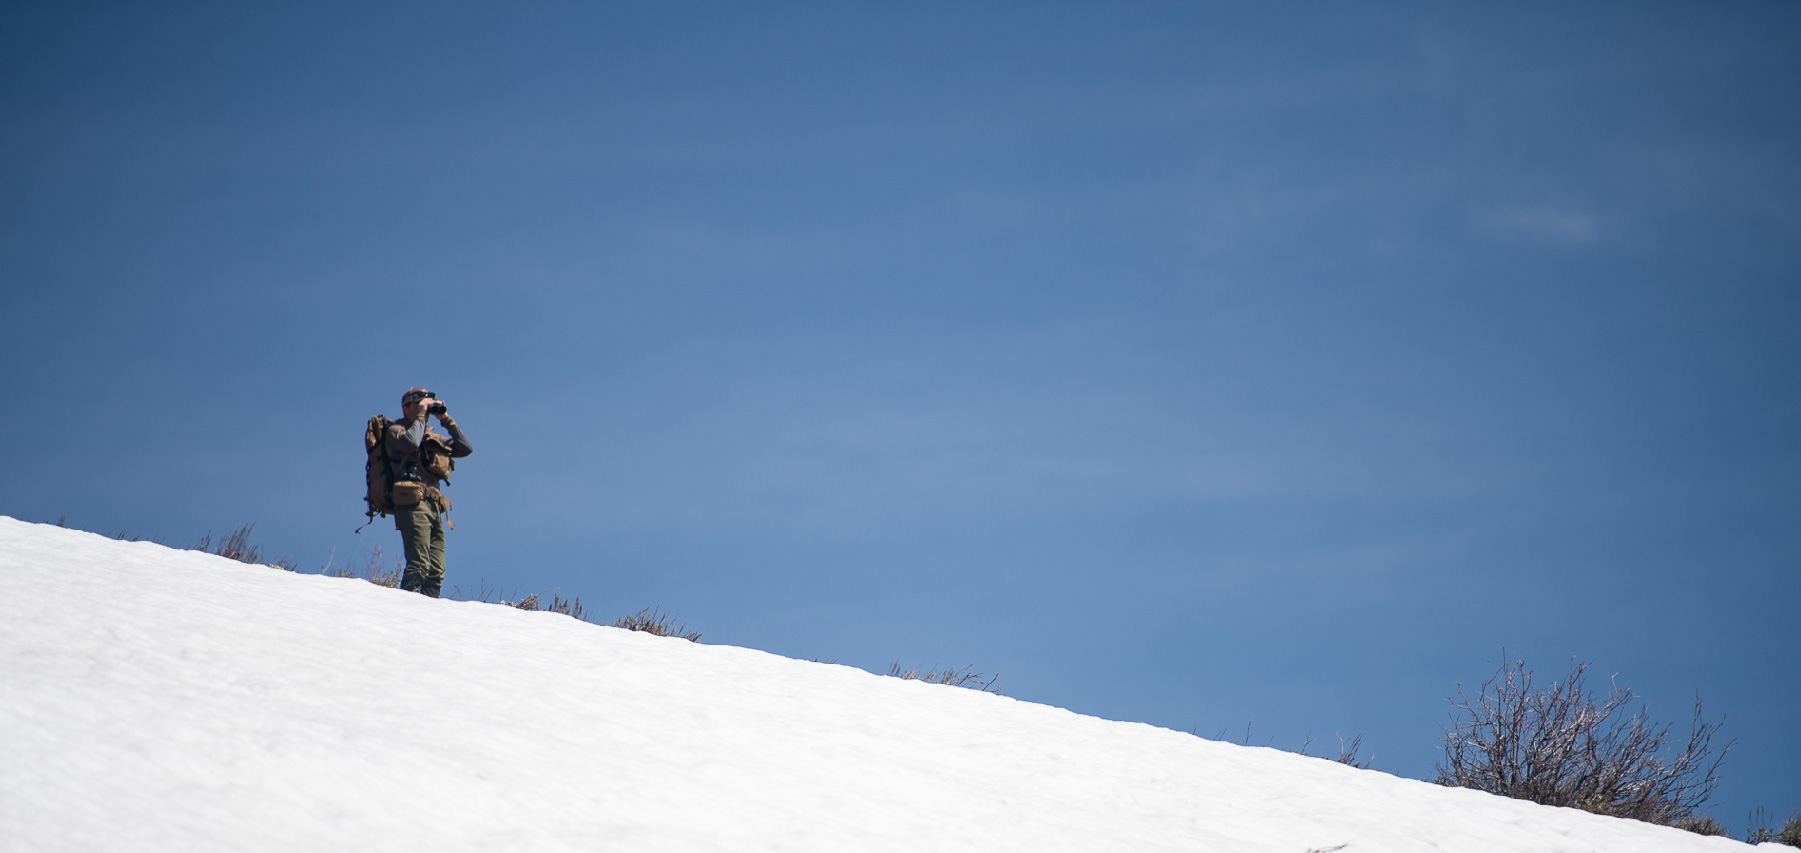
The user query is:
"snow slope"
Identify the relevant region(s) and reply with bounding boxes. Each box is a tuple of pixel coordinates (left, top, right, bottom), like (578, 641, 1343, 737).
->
(0, 517, 1759, 852)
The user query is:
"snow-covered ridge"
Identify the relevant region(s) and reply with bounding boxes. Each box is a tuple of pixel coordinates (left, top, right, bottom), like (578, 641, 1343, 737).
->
(0, 517, 1756, 852)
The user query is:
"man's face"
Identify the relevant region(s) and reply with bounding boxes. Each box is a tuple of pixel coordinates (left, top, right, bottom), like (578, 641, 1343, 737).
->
(402, 391, 431, 419)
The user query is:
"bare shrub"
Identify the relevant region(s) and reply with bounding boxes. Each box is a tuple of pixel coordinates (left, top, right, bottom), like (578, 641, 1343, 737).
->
(886, 661, 1001, 694)
(362, 552, 401, 588)
(1436, 656, 1733, 828)
(1745, 807, 1801, 846)
(451, 579, 508, 603)
(1675, 816, 1728, 837)
(192, 523, 263, 564)
(451, 580, 551, 607)
(326, 544, 401, 588)
(188, 522, 301, 571)
(1332, 732, 1374, 769)
(441, 579, 592, 620)
(542, 595, 585, 620)
(612, 607, 701, 642)
(504, 590, 586, 620)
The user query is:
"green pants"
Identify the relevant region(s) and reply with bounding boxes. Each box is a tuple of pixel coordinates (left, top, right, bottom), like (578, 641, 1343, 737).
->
(394, 499, 445, 597)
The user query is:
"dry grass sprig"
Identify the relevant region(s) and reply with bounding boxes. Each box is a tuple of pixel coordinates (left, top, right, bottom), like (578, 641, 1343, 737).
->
(886, 661, 1002, 694)
(612, 607, 701, 642)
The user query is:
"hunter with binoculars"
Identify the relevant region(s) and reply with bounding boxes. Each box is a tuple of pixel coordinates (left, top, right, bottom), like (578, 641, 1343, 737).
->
(367, 386, 474, 597)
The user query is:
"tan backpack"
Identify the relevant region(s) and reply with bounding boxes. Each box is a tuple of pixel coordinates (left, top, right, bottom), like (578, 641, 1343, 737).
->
(358, 415, 396, 531)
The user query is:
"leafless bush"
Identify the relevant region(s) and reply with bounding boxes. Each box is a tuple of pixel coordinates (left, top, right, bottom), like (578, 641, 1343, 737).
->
(1436, 656, 1733, 828)
(186, 522, 300, 570)
(192, 523, 263, 564)
(359, 549, 401, 588)
(1675, 816, 1728, 836)
(612, 607, 701, 642)
(1745, 807, 1801, 846)
(326, 544, 401, 588)
(886, 661, 1002, 694)
(543, 596, 584, 619)
(1332, 732, 1374, 769)
(450, 579, 507, 603)
(505, 590, 586, 620)
(442, 580, 593, 620)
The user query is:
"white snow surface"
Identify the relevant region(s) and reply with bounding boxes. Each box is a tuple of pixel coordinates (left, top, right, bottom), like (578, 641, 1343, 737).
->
(0, 517, 1761, 852)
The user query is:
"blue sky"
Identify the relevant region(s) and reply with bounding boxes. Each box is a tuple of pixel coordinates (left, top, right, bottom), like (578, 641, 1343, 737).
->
(4, 0, 1797, 831)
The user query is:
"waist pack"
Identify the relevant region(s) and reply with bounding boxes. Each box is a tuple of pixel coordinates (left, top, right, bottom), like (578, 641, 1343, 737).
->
(391, 481, 425, 506)
(390, 482, 453, 513)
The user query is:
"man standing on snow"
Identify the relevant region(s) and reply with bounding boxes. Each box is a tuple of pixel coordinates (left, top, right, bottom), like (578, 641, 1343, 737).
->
(384, 387, 474, 597)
